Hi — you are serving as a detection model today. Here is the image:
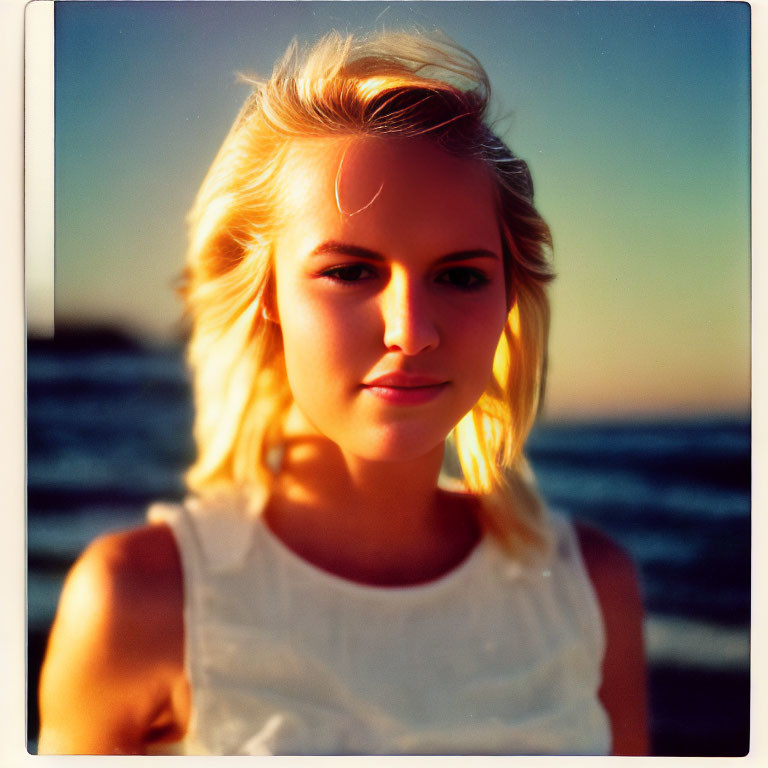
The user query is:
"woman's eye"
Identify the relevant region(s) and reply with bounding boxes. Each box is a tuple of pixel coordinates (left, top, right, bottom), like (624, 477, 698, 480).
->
(436, 267, 489, 290)
(321, 264, 377, 284)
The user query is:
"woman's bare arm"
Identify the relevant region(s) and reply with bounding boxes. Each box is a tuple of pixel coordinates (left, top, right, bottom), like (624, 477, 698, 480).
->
(575, 520, 650, 756)
(38, 525, 187, 754)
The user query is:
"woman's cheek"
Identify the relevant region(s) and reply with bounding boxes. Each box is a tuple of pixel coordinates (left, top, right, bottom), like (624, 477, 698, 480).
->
(282, 298, 363, 400)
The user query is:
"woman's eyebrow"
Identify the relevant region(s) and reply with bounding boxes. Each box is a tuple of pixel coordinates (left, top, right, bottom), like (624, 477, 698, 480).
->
(435, 249, 500, 264)
(309, 241, 499, 263)
(309, 241, 384, 261)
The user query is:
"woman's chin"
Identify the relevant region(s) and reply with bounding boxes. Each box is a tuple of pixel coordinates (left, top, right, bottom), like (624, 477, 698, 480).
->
(343, 427, 448, 465)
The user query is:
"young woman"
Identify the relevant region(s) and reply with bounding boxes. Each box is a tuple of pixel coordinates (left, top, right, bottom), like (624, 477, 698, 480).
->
(38, 31, 648, 755)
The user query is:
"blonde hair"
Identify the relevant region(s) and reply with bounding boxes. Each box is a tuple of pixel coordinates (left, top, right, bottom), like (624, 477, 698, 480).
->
(182, 31, 555, 557)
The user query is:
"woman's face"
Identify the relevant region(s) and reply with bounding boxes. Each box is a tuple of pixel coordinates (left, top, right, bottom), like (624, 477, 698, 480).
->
(273, 136, 509, 463)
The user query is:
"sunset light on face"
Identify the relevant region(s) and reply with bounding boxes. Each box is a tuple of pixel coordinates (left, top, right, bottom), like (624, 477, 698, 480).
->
(274, 137, 508, 462)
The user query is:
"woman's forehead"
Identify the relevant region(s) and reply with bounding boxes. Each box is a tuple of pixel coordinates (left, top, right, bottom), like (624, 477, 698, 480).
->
(277, 137, 500, 264)
(276, 136, 500, 249)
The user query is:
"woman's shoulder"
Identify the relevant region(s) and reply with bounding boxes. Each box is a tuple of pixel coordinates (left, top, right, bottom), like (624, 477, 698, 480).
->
(64, 523, 184, 661)
(38, 524, 185, 753)
(570, 518, 640, 597)
(67, 523, 183, 619)
(570, 518, 643, 632)
(570, 518, 649, 755)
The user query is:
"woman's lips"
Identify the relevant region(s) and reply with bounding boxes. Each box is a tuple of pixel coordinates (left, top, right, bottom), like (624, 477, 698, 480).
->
(362, 372, 449, 405)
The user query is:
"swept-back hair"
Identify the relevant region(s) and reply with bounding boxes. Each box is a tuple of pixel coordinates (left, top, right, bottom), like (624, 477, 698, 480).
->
(182, 31, 555, 558)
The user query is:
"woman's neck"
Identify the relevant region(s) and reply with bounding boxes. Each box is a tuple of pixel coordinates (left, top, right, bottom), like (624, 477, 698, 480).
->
(263, 430, 480, 586)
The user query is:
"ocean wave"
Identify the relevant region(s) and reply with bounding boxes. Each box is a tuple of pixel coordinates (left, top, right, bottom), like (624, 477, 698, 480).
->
(644, 615, 749, 669)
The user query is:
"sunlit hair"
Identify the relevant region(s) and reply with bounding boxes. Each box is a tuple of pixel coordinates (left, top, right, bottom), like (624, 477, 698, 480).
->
(182, 31, 555, 558)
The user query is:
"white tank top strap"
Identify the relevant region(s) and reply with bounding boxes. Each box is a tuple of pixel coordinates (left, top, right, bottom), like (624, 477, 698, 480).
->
(147, 491, 259, 574)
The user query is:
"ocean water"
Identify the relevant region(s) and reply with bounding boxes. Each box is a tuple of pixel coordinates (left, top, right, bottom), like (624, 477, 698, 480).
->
(26, 336, 750, 755)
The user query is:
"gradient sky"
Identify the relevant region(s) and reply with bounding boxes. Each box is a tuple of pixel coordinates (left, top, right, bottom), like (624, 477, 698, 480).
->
(44, 1, 750, 419)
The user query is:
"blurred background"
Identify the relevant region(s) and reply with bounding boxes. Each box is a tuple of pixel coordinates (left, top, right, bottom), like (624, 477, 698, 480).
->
(27, 1, 750, 755)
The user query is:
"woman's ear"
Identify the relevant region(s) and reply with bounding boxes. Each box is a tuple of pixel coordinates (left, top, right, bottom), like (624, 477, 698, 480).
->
(261, 276, 281, 325)
(261, 301, 280, 325)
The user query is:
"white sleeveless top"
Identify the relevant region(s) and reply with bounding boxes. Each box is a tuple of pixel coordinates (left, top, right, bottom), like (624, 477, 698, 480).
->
(147, 496, 610, 756)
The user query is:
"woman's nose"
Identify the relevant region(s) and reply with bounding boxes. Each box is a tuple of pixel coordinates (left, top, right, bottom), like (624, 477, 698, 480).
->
(381, 271, 439, 355)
